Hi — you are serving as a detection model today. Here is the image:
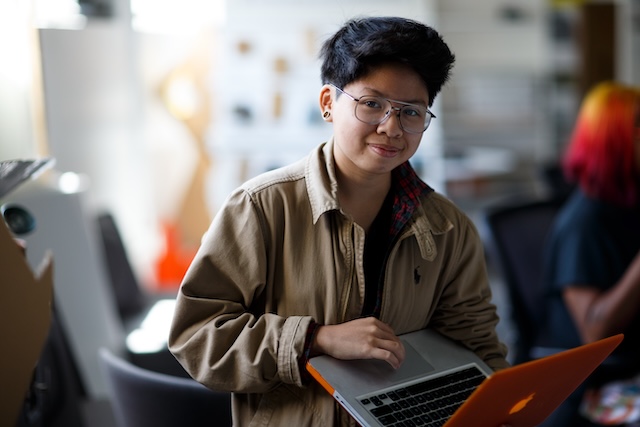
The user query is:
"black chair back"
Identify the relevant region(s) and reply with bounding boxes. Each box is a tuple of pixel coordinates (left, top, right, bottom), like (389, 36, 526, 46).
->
(485, 196, 566, 364)
(95, 213, 147, 322)
(99, 348, 232, 427)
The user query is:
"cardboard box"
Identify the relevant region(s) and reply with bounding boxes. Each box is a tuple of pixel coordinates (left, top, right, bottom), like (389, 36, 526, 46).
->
(0, 217, 53, 426)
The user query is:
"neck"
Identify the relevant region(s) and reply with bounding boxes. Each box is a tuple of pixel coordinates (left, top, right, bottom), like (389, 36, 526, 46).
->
(336, 168, 392, 232)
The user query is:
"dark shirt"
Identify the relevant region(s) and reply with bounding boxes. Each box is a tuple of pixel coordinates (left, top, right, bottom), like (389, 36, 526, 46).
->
(362, 162, 433, 317)
(542, 189, 640, 379)
(362, 190, 393, 317)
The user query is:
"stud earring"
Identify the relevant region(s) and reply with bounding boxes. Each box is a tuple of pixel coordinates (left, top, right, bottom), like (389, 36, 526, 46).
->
(323, 111, 331, 119)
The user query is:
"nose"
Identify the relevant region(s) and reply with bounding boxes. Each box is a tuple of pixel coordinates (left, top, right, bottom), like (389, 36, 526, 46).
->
(377, 107, 403, 137)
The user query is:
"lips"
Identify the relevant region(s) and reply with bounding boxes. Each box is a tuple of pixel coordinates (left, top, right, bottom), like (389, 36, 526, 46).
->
(368, 143, 402, 158)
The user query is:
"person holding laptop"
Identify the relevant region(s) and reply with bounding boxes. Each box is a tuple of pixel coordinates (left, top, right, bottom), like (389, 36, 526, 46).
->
(169, 16, 509, 426)
(541, 82, 640, 426)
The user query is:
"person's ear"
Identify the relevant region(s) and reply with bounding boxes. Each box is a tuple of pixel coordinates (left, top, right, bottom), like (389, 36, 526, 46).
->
(319, 84, 333, 122)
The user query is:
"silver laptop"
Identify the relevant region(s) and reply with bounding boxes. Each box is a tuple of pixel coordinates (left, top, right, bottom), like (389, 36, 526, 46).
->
(307, 328, 622, 427)
(0, 158, 54, 199)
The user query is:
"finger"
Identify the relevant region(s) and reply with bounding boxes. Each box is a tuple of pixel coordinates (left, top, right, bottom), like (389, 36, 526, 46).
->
(371, 336, 405, 369)
(370, 346, 403, 369)
(364, 320, 405, 364)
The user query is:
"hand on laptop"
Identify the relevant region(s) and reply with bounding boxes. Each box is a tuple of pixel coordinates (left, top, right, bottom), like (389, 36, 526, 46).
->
(311, 317, 405, 369)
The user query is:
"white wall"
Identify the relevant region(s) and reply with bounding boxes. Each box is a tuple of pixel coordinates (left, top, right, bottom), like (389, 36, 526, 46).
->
(39, 19, 160, 282)
(207, 0, 447, 210)
(436, 0, 554, 164)
(0, 1, 43, 160)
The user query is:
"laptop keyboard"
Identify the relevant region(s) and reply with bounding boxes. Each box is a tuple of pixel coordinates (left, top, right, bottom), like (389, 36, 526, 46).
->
(358, 366, 486, 427)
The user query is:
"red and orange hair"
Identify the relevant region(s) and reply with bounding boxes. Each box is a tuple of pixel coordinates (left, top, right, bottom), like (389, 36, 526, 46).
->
(563, 82, 640, 207)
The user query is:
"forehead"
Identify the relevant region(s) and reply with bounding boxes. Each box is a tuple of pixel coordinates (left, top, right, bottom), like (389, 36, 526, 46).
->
(346, 63, 430, 104)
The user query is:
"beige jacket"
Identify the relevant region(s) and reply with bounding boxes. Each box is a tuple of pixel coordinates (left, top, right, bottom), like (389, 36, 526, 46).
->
(169, 139, 509, 427)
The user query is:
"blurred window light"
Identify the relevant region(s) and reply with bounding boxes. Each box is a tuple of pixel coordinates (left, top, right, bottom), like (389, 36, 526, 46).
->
(126, 299, 176, 354)
(33, 0, 225, 32)
(0, 1, 34, 88)
(131, 0, 226, 34)
(58, 171, 88, 194)
(33, 0, 87, 29)
(165, 76, 200, 120)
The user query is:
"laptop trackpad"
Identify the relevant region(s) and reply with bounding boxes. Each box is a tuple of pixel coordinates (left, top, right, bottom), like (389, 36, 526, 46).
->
(347, 340, 435, 390)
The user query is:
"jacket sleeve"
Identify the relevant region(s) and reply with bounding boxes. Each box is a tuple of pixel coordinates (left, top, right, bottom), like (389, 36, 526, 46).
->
(168, 188, 314, 393)
(430, 213, 510, 371)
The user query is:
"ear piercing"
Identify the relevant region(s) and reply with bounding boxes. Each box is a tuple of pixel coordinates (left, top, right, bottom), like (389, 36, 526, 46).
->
(323, 111, 331, 119)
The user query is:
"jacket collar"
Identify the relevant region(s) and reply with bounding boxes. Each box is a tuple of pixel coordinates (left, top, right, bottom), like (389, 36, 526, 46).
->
(305, 137, 454, 257)
(306, 138, 341, 224)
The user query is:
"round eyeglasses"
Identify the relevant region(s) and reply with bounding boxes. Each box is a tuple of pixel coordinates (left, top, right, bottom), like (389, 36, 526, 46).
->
(330, 84, 435, 134)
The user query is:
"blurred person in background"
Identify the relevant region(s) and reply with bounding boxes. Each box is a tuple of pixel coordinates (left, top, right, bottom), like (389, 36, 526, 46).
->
(541, 82, 640, 427)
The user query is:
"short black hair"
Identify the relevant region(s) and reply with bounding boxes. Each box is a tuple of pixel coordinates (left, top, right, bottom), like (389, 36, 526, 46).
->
(319, 16, 455, 106)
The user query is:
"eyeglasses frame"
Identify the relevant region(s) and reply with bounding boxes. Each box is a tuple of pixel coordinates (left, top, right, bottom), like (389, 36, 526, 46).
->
(329, 83, 435, 134)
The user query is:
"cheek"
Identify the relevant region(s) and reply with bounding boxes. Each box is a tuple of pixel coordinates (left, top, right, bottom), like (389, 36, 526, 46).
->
(405, 135, 423, 155)
(333, 114, 369, 139)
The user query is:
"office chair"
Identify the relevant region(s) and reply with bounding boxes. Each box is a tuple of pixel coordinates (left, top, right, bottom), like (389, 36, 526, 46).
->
(99, 348, 232, 427)
(538, 162, 575, 201)
(95, 212, 190, 378)
(484, 196, 567, 365)
(95, 212, 161, 324)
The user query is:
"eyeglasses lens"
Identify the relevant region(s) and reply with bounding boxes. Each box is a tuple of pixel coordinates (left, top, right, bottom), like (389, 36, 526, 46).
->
(354, 96, 430, 133)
